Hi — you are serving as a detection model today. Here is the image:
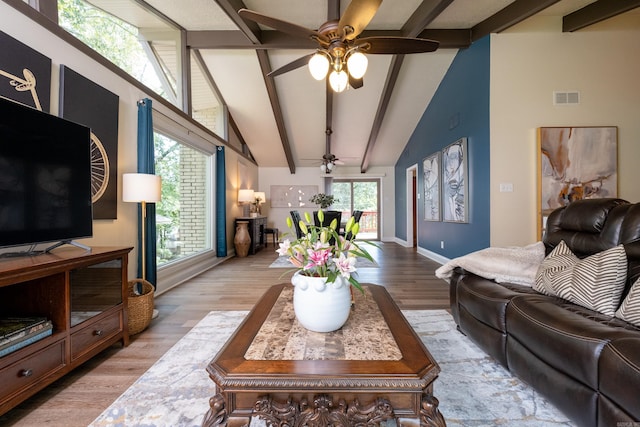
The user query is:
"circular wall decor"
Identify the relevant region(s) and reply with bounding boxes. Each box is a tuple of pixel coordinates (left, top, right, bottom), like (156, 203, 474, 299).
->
(90, 132, 109, 203)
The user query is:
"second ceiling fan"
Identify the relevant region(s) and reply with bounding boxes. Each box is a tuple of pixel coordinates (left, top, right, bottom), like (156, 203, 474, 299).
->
(238, 0, 439, 92)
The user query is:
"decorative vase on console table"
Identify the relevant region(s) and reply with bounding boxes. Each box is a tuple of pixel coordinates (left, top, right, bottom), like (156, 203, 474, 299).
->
(291, 272, 351, 332)
(234, 221, 251, 257)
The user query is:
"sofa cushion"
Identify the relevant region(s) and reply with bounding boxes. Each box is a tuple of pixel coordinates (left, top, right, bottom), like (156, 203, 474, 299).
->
(616, 277, 640, 327)
(506, 294, 636, 390)
(598, 338, 640, 422)
(534, 241, 627, 316)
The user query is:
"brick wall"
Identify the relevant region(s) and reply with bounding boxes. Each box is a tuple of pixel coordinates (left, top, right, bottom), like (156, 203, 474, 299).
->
(179, 145, 207, 255)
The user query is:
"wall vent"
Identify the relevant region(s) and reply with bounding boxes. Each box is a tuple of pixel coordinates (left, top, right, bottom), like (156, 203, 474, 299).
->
(553, 91, 580, 105)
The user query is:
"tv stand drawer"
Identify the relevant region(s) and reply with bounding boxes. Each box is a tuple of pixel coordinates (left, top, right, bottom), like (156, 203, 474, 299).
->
(0, 340, 65, 401)
(70, 311, 122, 361)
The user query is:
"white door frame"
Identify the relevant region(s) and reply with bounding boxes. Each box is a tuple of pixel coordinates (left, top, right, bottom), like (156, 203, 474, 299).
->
(406, 164, 418, 247)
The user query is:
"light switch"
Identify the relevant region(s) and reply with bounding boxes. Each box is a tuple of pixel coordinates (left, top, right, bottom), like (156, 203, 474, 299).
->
(499, 183, 514, 192)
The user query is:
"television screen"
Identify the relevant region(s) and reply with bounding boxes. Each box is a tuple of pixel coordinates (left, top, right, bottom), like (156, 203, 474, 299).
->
(0, 97, 93, 250)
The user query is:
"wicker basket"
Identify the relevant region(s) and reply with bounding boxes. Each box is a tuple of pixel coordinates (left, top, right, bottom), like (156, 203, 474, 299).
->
(127, 279, 155, 335)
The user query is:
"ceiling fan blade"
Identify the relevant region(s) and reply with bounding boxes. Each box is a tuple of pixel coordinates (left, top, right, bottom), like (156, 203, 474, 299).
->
(238, 9, 327, 43)
(338, 0, 382, 40)
(349, 74, 364, 89)
(357, 36, 439, 54)
(268, 53, 315, 78)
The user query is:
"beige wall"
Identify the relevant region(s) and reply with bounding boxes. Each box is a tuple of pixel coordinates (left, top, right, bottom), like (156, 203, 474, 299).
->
(258, 166, 395, 242)
(490, 14, 640, 247)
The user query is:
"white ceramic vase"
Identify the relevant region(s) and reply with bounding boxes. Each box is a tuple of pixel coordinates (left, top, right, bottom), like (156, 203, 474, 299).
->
(291, 272, 351, 333)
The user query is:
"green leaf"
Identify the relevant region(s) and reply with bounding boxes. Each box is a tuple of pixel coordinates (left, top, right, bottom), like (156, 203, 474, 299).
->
(348, 277, 365, 294)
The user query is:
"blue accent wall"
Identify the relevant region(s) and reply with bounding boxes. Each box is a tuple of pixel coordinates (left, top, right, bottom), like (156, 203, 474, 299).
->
(395, 36, 491, 258)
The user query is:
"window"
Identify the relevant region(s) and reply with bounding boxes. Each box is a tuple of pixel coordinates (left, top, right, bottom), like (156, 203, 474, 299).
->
(57, 0, 176, 102)
(154, 131, 211, 265)
(332, 180, 380, 240)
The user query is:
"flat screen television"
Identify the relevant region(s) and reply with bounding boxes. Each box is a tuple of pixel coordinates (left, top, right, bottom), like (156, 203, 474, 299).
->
(0, 97, 93, 253)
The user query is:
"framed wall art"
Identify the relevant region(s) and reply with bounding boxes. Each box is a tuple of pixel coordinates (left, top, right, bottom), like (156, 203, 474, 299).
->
(537, 126, 618, 238)
(270, 185, 318, 208)
(442, 137, 468, 223)
(0, 30, 51, 112)
(423, 152, 440, 221)
(60, 65, 119, 219)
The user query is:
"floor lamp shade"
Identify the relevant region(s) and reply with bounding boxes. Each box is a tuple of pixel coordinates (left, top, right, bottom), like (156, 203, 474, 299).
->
(123, 173, 162, 203)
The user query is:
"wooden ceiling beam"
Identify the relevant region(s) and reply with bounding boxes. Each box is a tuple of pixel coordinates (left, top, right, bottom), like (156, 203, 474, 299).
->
(563, 0, 640, 32)
(214, 0, 261, 44)
(214, 0, 296, 172)
(360, 55, 405, 173)
(360, 0, 448, 172)
(256, 50, 296, 173)
(471, 0, 562, 41)
(402, 0, 455, 38)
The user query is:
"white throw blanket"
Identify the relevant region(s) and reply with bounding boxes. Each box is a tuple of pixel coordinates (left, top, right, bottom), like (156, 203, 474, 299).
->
(435, 241, 546, 286)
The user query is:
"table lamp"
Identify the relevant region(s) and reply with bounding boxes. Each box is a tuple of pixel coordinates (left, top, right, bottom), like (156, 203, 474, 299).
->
(238, 189, 254, 216)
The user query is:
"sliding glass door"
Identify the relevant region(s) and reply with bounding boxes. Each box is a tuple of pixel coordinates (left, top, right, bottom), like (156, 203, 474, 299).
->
(332, 179, 379, 240)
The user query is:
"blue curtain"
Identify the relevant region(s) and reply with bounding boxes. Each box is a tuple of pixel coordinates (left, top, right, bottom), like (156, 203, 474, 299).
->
(136, 98, 158, 287)
(216, 146, 227, 256)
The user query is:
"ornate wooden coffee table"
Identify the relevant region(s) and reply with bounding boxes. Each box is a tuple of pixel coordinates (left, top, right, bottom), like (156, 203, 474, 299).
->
(202, 283, 446, 426)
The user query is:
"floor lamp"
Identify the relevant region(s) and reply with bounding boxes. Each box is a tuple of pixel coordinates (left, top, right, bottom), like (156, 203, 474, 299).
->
(123, 173, 162, 316)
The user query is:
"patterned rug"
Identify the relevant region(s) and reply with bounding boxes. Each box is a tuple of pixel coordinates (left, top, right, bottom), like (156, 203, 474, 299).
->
(269, 255, 378, 268)
(89, 310, 574, 427)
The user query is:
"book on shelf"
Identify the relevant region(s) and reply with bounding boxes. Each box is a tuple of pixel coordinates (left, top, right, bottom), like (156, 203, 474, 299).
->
(0, 317, 49, 346)
(0, 326, 53, 357)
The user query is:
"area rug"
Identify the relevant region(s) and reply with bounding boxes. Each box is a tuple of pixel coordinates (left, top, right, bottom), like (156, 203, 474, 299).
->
(269, 255, 378, 269)
(89, 310, 574, 427)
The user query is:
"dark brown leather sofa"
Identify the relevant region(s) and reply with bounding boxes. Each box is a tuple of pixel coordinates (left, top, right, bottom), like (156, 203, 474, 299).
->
(448, 198, 640, 427)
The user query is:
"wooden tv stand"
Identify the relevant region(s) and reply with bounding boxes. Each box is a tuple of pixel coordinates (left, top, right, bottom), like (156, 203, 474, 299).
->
(0, 246, 132, 416)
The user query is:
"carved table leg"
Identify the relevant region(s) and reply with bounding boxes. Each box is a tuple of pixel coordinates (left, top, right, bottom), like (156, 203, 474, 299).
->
(419, 394, 447, 427)
(202, 393, 227, 427)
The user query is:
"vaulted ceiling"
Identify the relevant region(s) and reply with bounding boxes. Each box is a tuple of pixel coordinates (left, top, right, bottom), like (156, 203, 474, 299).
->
(90, 0, 639, 173)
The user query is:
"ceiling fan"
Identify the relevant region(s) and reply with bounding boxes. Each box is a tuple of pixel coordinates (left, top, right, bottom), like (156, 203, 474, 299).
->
(320, 153, 344, 174)
(238, 0, 439, 92)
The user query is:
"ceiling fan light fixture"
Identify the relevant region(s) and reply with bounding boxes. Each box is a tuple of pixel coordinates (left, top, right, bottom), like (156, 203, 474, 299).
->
(329, 70, 348, 93)
(308, 52, 330, 80)
(346, 51, 368, 79)
(320, 163, 327, 173)
(326, 161, 334, 171)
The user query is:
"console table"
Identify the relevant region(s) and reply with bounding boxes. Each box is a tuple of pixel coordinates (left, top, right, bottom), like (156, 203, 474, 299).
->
(235, 216, 267, 255)
(0, 246, 132, 415)
(203, 283, 447, 426)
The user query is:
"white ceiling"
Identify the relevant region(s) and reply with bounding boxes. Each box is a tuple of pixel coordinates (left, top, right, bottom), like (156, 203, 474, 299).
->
(87, 0, 637, 173)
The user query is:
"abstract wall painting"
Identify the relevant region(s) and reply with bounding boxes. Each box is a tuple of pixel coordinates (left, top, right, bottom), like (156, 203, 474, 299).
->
(270, 185, 318, 208)
(423, 152, 440, 221)
(537, 126, 618, 237)
(442, 138, 468, 223)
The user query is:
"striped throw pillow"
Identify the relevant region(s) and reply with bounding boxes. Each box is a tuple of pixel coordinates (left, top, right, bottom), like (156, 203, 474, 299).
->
(534, 240, 578, 296)
(535, 241, 628, 316)
(616, 278, 640, 327)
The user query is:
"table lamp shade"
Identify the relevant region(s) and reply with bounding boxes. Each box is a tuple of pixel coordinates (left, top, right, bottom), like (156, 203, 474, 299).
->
(123, 173, 162, 203)
(238, 189, 255, 204)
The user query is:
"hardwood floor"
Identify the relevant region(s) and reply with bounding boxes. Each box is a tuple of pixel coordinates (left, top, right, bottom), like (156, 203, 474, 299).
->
(0, 242, 449, 426)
